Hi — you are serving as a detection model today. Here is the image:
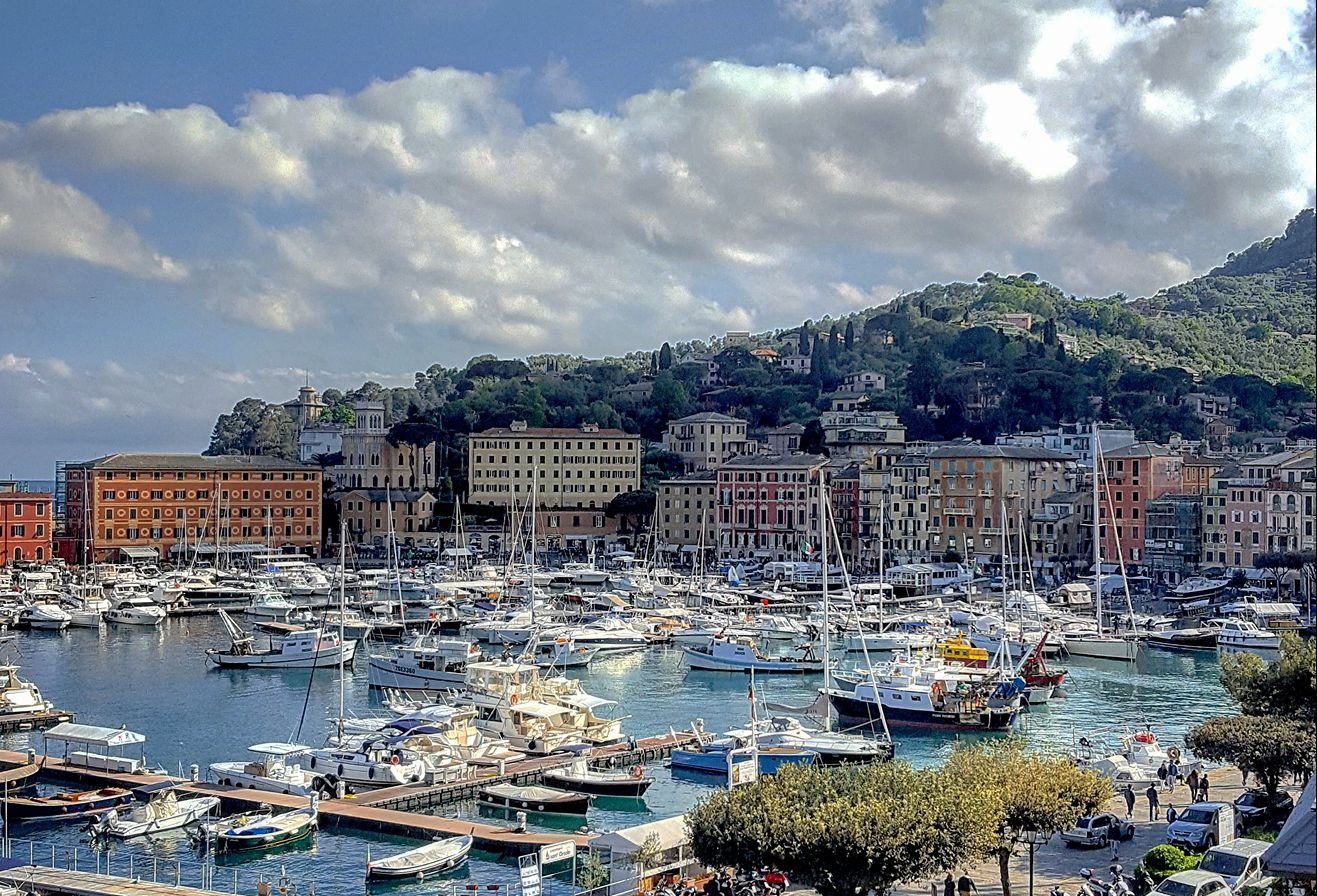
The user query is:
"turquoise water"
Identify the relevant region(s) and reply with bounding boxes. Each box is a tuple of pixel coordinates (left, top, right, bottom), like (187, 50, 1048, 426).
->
(3, 619, 1234, 894)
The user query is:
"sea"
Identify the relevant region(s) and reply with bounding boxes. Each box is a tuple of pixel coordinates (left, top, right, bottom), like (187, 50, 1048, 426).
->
(2, 619, 1235, 894)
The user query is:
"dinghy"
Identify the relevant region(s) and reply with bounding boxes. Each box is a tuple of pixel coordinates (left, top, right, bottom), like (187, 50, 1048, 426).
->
(92, 783, 220, 838)
(541, 759, 653, 797)
(215, 805, 317, 851)
(366, 834, 473, 879)
(3, 787, 133, 822)
(476, 783, 590, 816)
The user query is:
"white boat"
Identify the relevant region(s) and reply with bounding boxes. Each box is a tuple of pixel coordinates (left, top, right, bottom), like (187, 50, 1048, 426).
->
(531, 637, 597, 669)
(748, 715, 892, 764)
(555, 616, 649, 654)
(67, 609, 104, 628)
(367, 834, 473, 879)
(753, 614, 810, 641)
(306, 738, 426, 788)
(682, 636, 824, 674)
(210, 743, 318, 796)
(457, 660, 625, 754)
(206, 610, 357, 670)
(1064, 631, 1139, 661)
(245, 592, 296, 622)
(367, 637, 481, 691)
(104, 595, 167, 627)
(826, 654, 1021, 731)
(1215, 619, 1281, 654)
(1168, 577, 1230, 600)
(19, 602, 71, 631)
(0, 663, 54, 715)
(93, 784, 220, 839)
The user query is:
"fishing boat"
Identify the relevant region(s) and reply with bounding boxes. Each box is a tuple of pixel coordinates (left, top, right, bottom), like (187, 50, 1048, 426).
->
(366, 834, 474, 879)
(215, 805, 317, 851)
(104, 595, 166, 627)
(1215, 619, 1281, 654)
(825, 654, 1021, 731)
(366, 637, 481, 690)
(0, 663, 55, 715)
(541, 759, 654, 797)
(209, 743, 318, 796)
(91, 783, 220, 838)
(669, 736, 818, 776)
(3, 787, 133, 822)
(476, 783, 590, 816)
(682, 636, 824, 673)
(206, 610, 356, 669)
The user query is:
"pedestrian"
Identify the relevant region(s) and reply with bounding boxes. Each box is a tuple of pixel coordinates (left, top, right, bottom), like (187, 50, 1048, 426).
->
(1122, 783, 1137, 818)
(1186, 769, 1201, 802)
(944, 873, 957, 896)
(958, 873, 978, 896)
(1145, 784, 1160, 821)
(1157, 761, 1169, 787)
(1167, 805, 1178, 824)
(1167, 759, 1179, 791)
(1199, 773, 1210, 801)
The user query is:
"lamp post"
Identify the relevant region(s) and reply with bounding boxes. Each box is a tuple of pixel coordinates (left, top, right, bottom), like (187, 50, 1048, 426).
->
(1020, 829, 1050, 896)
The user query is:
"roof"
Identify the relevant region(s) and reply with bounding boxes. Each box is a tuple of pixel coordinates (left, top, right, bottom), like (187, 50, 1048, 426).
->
(659, 471, 718, 485)
(1264, 775, 1315, 879)
(1102, 443, 1178, 459)
(927, 445, 1071, 461)
(670, 412, 746, 424)
(592, 814, 689, 856)
(44, 722, 146, 748)
(69, 453, 314, 471)
(473, 426, 636, 438)
(719, 453, 827, 469)
(120, 547, 160, 559)
(338, 488, 431, 503)
(762, 423, 806, 435)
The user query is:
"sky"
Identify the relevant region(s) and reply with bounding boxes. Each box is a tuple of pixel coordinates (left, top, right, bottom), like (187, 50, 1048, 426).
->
(1, 0, 1314, 478)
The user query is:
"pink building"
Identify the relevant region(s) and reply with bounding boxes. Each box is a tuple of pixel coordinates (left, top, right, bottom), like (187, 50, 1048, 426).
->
(717, 454, 826, 561)
(1098, 444, 1182, 567)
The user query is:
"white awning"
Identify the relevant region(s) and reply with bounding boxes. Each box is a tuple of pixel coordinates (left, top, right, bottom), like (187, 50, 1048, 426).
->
(248, 742, 310, 757)
(509, 701, 570, 719)
(592, 814, 689, 856)
(120, 547, 159, 560)
(557, 693, 617, 711)
(44, 722, 147, 748)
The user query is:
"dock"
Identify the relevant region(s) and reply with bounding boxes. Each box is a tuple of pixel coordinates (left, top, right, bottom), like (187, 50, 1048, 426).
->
(0, 867, 231, 896)
(0, 710, 75, 736)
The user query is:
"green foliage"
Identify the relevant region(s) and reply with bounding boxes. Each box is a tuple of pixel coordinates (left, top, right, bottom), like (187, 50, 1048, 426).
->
(658, 342, 673, 370)
(575, 852, 609, 889)
(605, 490, 655, 534)
(1184, 715, 1317, 798)
(206, 398, 297, 460)
(1219, 633, 1317, 721)
(1136, 844, 1202, 883)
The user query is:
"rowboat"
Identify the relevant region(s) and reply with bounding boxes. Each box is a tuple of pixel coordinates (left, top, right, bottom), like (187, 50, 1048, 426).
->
(366, 834, 473, 879)
(541, 759, 653, 797)
(215, 805, 317, 851)
(2, 787, 133, 822)
(476, 783, 590, 815)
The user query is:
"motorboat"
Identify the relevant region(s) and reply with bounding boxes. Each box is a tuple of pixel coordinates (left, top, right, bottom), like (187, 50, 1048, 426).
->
(0, 663, 55, 715)
(477, 783, 590, 816)
(245, 593, 296, 623)
(367, 637, 481, 691)
(1167, 577, 1230, 601)
(457, 660, 626, 754)
(552, 615, 649, 654)
(18, 602, 71, 631)
(210, 743, 318, 796)
(378, 705, 527, 768)
(1215, 619, 1282, 654)
(670, 736, 818, 776)
(306, 738, 426, 788)
(289, 608, 373, 642)
(367, 834, 473, 879)
(1146, 626, 1218, 652)
(67, 608, 104, 628)
(747, 715, 893, 765)
(190, 808, 273, 846)
(206, 611, 356, 670)
(842, 626, 937, 653)
(541, 759, 654, 797)
(752, 614, 811, 641)
(91, 783, 220, 838)
(215, 805, 317, 851)
(935, 635, 989, 667)
(682, 636, 825, 674)
(104, 595, 166, 627)
(2, 787, 133, 821)
(531, 637, 598, 669)
(825, 655, 1021, 731)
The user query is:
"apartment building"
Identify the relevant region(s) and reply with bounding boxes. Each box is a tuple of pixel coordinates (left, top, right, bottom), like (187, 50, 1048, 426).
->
(996, 422, 1135, 466)
(330, 401, 438, 492)
(828, 463, 861, 567)
(717, 454, 826, 561)
(1143, 495, 1204, 578)
(1029, 491, 1087, 581)
(0, 483, 52, 565)
(61, 454, 322, 562)
(1180, 456, 1222, 496)
(1098, 443, 1183, 567)
(656, 472, 717, 557)
(338, 488, 440, 549)
(1253, 448, 1316, 556)
(859, 447, 931, 566)
(820, 408, 906, 462)
(660, 412, 758, 472)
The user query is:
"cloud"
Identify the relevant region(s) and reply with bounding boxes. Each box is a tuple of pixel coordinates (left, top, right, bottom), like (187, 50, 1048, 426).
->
(0, 161, 186, 280)
(0, 352, 34, 375)
(538, 57, 587, 107)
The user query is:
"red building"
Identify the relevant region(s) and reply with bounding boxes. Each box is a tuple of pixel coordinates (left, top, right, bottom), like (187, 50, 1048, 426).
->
(0, 483, 53, 565)
(828, 463, 862, 568)
(1098, 444, 1182, 567)
(717, 454, 827, 562)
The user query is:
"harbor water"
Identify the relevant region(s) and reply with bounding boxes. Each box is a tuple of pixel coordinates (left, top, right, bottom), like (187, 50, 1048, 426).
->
(3, 618, 1235, 893)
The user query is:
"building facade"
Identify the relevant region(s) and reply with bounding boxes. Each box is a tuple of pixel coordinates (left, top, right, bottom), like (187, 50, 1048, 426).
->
(828, 463, 862, 568)
(660, 413, 758, 472)
(656, 472, 717, 558)
(338, 488, 440, 550)
(1098, 443, 1183, 567)
(717, 454, 826, 561)
(820, 409, 906, 462)
(1143, 495, 1203, 580)
(331, 401, 438, 492)
(0, 483, 52, 565)
(61, 454, 322, 562)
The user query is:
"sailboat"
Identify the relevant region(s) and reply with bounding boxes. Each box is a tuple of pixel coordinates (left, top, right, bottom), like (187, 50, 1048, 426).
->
(1063, 425, 1139, 661)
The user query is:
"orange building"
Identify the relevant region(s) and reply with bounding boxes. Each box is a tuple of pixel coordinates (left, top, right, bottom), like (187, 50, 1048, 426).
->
(1180, 456, 1222, 496)
(0, 484, 53, 565)
(62, 454, 322, 564)
(1098, 443, 1183, 567)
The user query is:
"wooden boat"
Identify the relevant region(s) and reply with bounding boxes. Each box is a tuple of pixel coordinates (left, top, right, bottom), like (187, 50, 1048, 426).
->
(215, 805, 317, 851)
(3, 787, 133, 822)
(476, 783, 590, 815)
(366, 834, 473, 879)
(206, 610, 356, 670)
(541, 759, 653, 797)
(682, 636, 824, 673)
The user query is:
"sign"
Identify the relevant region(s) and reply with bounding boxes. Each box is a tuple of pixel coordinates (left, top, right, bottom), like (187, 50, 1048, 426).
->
(540, 840, 577, 864)
(519, 854, 542, 896)
(728, 748, 759, 789)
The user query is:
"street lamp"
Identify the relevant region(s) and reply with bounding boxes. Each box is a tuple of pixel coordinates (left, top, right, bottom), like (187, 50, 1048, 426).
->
(1020, 828, 1050, 896)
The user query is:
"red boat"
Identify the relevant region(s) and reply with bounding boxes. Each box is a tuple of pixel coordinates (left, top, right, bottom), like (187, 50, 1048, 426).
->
(1016, 633, 1066, 704)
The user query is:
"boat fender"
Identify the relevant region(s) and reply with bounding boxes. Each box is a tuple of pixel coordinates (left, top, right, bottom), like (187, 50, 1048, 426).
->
(369, 767, 376, 780)
(308, 756, 317, 770)
(630, 766, 643, 779)
(337, 765, 345, 778)
(510, 693, 519, 705)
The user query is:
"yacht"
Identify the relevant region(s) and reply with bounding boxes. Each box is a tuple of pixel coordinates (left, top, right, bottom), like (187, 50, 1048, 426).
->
(306, 737, 426, 788)
(19, 594, 71, 630)
(1167, 577, 1230, 600)
(825, 654, 1020, 731)
(206, 610, 356, 670)
(1215, 619, 1282, 654)
(552, 615, 649, 654)
(0, 663, 55, 715)
(244, 592, 296, 623)
(747, 716, 893, 764)
(367, 637, 482, 690)
(457, 660, 625, 754)
(104, 595, 167, 627)
(210, 743, 318, 796)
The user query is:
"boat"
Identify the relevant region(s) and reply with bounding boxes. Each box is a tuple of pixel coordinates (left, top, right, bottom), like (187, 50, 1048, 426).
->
(366, 637, 481, 690)
(210, 743, 318, 796)
(825, 654, 1020, 731)
(936, 634, 989, 667)
(531, 637, 598, 669)
(1215, 619, 1282, 654)
(682, 636, 824, 673)
(2, 787, 134, 822)
(306, 738, 426, 788)
(541, 758, 654, 797)
(669, 737, 818, 776)
(91, 783, 220, 838)
(1146, 626, 1218, 652)
(1167, 577, 1230, 600)
(206, 610, 356, 670)
(476, 783, 590, 816)
(104, 595, 166, 626)
(67, 608, 104, 628)
(215, 804, 317, 851)
(457, 660, 626, 754)
(18, 602, 71, 631)
(1014, 633, 1066, 704)
(748, 715, 893, 765)
(0, 663, 55, 715)
(244, 593, 296, 623)
(367, 834, 474, 879)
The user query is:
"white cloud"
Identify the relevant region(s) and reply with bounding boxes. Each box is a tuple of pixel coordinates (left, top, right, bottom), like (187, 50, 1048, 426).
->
(538, 57, 587, 107)
(0, 352, 34, 375)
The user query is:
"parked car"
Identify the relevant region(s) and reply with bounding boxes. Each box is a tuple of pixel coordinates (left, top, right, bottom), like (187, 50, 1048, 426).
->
(1167, 802, 1233, 852)
(1153, 871, 1232, 896)
(1198, 838, 1275, 891)
(1232, 788, 1294, 832)
(1061, 812, 1136, 848)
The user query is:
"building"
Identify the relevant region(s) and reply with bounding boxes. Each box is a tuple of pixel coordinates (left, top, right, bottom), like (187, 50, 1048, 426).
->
(820, 408, 906, 461)
(656, 472, 717, 560)
(1179, 456, 1222, 496)
(760, 424, 804, 456)
(927, 445, 1075, 566)
(61, 454, 322, 562)
(779, 353, 811, 375)
(1029, 491, 1087, 583)
(1256, 448, 1316, 557)
(839, 370, 886, 394)
(467, 420, 642, 548)
(864, 447, 933, 566)
(297, 423, 344, 464)
(338, 488, 440, 550)
(330, 400, 439, 492)
(996, 422, 1135, 466)
(828, 463, 862, 567)
(1143, 495, 1203, 581)
(1181, 393, 1234, 420)
(282, 384, 326, 429)
(0, 482, 52, 565)
(1201, 465, 1235, 567)
(717, 454, 826, 561)
(660, 412, 758, 472)
(1098, 443, 1184, 568)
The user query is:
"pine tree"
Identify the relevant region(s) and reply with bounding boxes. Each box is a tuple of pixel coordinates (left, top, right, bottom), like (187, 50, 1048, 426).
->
(844, 320, 855, 350)
(658, 342, 673, 370)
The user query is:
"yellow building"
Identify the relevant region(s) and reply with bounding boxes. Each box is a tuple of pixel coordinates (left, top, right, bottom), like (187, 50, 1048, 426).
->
(657, 472, 717, 557)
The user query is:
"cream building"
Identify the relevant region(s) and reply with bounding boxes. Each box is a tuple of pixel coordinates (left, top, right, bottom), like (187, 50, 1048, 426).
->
(331, 401, 439, 492)
(661, 412, 758, 472)
(656, 472, 718, 557)
(338, 488, 440, 548)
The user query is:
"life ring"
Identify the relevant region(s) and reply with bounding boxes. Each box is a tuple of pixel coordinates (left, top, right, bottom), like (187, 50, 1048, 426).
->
(390, 755, 400, 766)
(510, 693, 520, 705)
(1168, 747, 1181, 762)
(630, 766, 643, 779)
(931, 682, 946, 704)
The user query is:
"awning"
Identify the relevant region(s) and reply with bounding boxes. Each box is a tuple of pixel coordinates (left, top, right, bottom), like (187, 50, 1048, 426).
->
(248, 742, 310, 757)
(592, 814, 689, 856)
(0, 764, 40, 786)
(508, 700, 570, 718)
(120, 547, 160, 560)
(679, 545, 699, 553)
(557, 693, 618, 712)
(1264, 775, 1315, 879)
(44, 722, 147, 748)
(134, 781, 183, 796)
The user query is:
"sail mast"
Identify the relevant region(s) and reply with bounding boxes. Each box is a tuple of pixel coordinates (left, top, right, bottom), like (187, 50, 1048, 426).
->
(337, 518, 346, 745)
(1092, 422, 1104, 636)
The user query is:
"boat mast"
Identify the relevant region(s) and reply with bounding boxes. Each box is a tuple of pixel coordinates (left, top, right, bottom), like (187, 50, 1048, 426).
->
(529, 467, 537, 632)
(1092, 422, 1104, 637)
(819, 471, 830, 717)
(337, 518, 346, 745)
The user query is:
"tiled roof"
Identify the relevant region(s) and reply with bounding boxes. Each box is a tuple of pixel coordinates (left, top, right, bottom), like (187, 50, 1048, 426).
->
(70, 453, 314, 471)
(720, 453, 827, 468)
(474, 427, 637, 437)
(927, 445, 1071, 461)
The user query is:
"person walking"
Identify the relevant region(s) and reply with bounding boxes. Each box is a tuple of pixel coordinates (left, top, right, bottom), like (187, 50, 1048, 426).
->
(1145, 784, 1160, 821)
(1186, 769, 1201, 802)
(1157, 761, 1169, 787)
(1199, 773, 1210, 801)
(1167, 759, 1179, 792)
(944, 873, 957, 896)
(958, 873, 979, 896)
(1167, 805, 1178, 824)
(1122, 783, 1137, 817)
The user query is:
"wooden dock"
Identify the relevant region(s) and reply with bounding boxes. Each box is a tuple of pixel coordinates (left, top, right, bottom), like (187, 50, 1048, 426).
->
(0, 709, 74, 736)
(0, 750, 173, 789)
(0, 867, 230, 896)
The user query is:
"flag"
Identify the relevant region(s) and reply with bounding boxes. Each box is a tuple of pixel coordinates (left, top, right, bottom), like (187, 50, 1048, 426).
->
(800, 537, 815, 557)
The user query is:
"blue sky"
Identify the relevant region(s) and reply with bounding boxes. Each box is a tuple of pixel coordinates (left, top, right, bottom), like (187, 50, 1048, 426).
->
(0, 0, 1313, 477)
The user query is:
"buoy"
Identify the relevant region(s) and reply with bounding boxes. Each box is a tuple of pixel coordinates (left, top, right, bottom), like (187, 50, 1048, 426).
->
(390, 754, 401, 766)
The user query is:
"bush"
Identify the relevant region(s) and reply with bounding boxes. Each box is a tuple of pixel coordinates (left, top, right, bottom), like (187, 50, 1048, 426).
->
(1136, 845, 1201, 883)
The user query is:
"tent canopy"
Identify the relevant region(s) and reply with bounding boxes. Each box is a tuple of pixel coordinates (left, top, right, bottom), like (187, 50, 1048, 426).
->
(592, 814, 689, 857)
(44, 722, 146, 748)
(119, 546, 159, 560)
(1264, 776, 1316, 880)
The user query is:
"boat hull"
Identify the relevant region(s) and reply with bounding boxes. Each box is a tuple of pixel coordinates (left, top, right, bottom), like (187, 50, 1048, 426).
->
(209, 764, 314, 796)
(4, 789, 134, 821)
(477, 789, 590, 816)
(208, 641, 356, 670)
(1064, 635, 1139, 661)
(828, 691, 1016, 731)
(367, 835, 473, 879)
(366, 658, 466, 690)
(540, 771, 653, 797)
(681, 646, 823, 674)
(669, 748, 817, 776)
(216, 809, 317, 851)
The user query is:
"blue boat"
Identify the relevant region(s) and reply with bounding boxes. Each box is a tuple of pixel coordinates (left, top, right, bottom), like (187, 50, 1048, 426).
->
(670, 737, 817, 776)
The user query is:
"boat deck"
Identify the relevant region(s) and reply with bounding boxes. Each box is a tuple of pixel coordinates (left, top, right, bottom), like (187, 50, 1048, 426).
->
(0, 709, 75, 736)
(0, 866, 230, 896)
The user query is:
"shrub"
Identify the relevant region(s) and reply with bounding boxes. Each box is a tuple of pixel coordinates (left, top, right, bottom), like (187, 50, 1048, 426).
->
(1136, 845, 1201, 883)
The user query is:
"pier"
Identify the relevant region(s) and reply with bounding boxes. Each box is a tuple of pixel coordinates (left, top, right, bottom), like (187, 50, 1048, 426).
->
(0, 867, 233, 896)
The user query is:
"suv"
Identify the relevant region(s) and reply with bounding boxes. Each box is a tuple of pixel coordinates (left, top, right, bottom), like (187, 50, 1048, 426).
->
(1233, 789, 1294, 832)
(1154, 871, 1233, 896)
(1198, 839, 1275, 891)
(1167, 802, 1233, 852)
(1061, 812, 1136, 848)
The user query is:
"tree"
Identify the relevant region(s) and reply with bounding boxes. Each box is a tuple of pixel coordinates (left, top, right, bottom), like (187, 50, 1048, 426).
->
(686, 762, 992, 896)
(650, 372, 691, 420)
(1136, 845, 1201, 884)
(1219, 633, 1316, 721)
(605, 490, 656, 534)
(322, 403, 356, 426)
(944, 740, 1110, 896)
(658, 342, 673, 370)
(206, 398, 297, 459)
(908, 349, 945, 409)
(844, 320, 856, 350)
(575, 853, 609, 889)
(1185, 715, 1316, 800)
